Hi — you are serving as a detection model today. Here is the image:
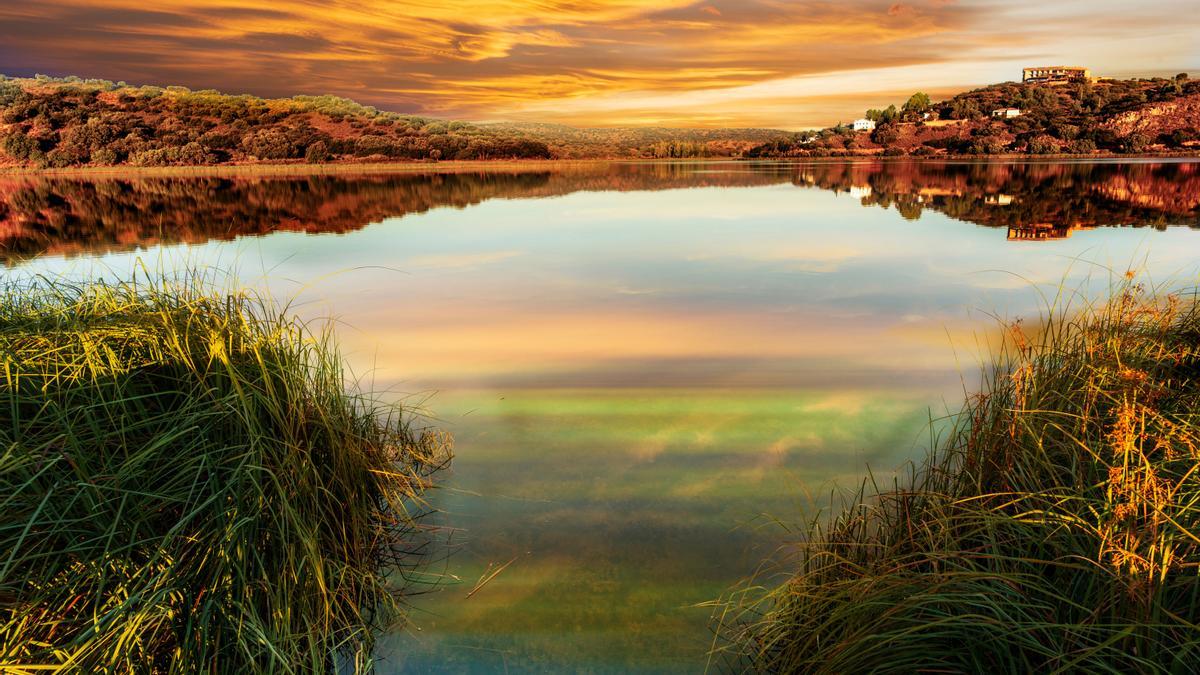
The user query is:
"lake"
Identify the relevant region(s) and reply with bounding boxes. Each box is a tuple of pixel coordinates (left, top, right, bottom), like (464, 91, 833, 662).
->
(3, 159, 1200, 672)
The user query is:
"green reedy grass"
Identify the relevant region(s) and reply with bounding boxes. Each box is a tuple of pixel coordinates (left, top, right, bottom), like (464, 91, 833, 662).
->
(0, 272, 450, 672)
(713, 279, 1200, 673)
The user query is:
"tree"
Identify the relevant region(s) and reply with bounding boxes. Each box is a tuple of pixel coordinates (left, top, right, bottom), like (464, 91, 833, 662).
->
(902, 92, 931, 116)
(949, 98, 981, 120)
(867, 105, 899, 124)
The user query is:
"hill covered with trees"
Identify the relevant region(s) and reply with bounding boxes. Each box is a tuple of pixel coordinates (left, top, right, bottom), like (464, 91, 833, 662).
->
(479, 122, 788, 159)
(748, 74, 1200, 157)
(0, 75, 790, 168)
(4, 72, 1198, 168)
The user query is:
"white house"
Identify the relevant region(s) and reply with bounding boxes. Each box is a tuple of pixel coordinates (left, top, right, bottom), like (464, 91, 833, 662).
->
(991, 108, 1022, 119)
(851, 119, 876, 131)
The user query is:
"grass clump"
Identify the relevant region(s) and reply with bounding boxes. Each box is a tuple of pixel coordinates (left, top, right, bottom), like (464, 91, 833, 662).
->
(715, 280, 1200, 673)
(0, 273, 450, 672)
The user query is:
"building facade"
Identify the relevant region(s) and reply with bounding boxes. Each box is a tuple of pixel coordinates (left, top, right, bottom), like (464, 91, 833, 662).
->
(992, 108, 1022, 118)
(1022, 66, 1091, 84)
(851, 119, 876, 131)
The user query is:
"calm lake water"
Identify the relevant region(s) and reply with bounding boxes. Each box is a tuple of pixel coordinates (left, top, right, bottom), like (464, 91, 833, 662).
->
(4, 159, 1200, 672)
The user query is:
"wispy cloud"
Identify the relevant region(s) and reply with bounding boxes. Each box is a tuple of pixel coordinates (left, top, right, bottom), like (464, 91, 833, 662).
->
(1, 0, 1197, 127)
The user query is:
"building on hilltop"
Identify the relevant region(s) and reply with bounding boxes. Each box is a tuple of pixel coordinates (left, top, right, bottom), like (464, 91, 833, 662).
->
(1007, 222, 1095, 241)
(1022, 66, 1092, 85)
(851, 119, 876, 132)
(992, 107, 1022, 118)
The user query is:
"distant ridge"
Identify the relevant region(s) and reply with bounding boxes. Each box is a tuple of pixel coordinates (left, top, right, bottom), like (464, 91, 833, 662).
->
(0, 74, 788, 168)
(1, 72, 1197, 168)
(747, 73, 1200, 158)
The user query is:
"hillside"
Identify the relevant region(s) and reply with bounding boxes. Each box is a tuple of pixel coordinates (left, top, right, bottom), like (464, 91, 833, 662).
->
(4, 72, 1197, 168)
(0, 75, 790, 168)
(480, 122, 789, 159)
(748, 74, 1200, 157)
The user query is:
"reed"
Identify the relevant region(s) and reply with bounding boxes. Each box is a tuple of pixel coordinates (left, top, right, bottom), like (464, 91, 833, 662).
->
(714, 279, 1200, 673)
(0, 272, 450, 672)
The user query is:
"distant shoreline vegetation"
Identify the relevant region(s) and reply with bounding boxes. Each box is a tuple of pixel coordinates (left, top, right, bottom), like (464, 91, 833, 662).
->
(748, 75, 1200, 159)
(713, 279, 1200, 671)
(0, 74, 786, 168)
(2, 73, 1197, 170)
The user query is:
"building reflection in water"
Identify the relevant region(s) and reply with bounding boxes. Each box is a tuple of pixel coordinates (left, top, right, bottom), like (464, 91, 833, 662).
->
(1, 159, 1197, 263)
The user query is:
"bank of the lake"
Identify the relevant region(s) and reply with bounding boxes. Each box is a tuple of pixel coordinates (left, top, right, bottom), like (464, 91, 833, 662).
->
(6, 154, 1200, 180)
(0, 274, 450, 672)
(0, 158, 624, 178)
(716, 281, 1200, 672)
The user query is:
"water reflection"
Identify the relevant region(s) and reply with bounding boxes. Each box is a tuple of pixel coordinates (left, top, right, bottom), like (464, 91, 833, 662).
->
(4, 160, 1200, 672)
(1, 160, 1197, 262)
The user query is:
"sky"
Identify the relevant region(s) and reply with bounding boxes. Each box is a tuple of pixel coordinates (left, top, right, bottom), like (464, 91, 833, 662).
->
(1, 0, 1198, 128)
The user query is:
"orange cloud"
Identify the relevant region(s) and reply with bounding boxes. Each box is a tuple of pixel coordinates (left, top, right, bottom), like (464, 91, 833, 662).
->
(0, 0, 1196, 127)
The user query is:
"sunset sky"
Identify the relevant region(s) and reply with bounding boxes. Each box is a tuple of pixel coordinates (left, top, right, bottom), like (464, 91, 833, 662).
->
(1, 1, 1198, 128)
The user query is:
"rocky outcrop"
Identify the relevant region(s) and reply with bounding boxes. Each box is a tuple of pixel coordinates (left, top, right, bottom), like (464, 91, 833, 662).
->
(1103, 93, 1200, 137)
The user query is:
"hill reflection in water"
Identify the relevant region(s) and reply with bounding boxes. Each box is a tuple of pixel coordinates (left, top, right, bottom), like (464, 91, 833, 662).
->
(1, 159, 1198, 262)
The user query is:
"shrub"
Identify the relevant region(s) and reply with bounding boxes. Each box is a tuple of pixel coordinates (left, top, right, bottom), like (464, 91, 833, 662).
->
(178, 141, 212, 165)
(0, 81, 22, 107)
(89, 147, 118, 164)
(1, 131, 39, 161)
(1026, 135, 1058, 154)
(45, 145, 89, 167)
(304, 140, 330, 162)
(715, 282, 1200, 672)
(1122, 132, 1153, 153)
(353, 134, 396, 157)
(198, 129, 240, 150)
(1070, 138, 1099, 154)
(871, 123, 902, 145)
(0, 275, 450, 672)
(240, 128, 297, 160)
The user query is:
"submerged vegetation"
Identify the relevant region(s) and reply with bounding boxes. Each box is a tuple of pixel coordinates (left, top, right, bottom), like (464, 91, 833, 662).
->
(716, 280, 1200, 672)
(0, 273, 450, 672)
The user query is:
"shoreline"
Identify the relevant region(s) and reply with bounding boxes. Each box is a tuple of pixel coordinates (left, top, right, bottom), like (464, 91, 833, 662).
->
(3, 153, 1200, 178)
(0, 158, 627, 178)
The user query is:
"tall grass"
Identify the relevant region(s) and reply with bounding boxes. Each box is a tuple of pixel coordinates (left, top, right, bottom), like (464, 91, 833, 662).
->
(0, 272, 450, 672)
(714, 279, 1200, 673)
